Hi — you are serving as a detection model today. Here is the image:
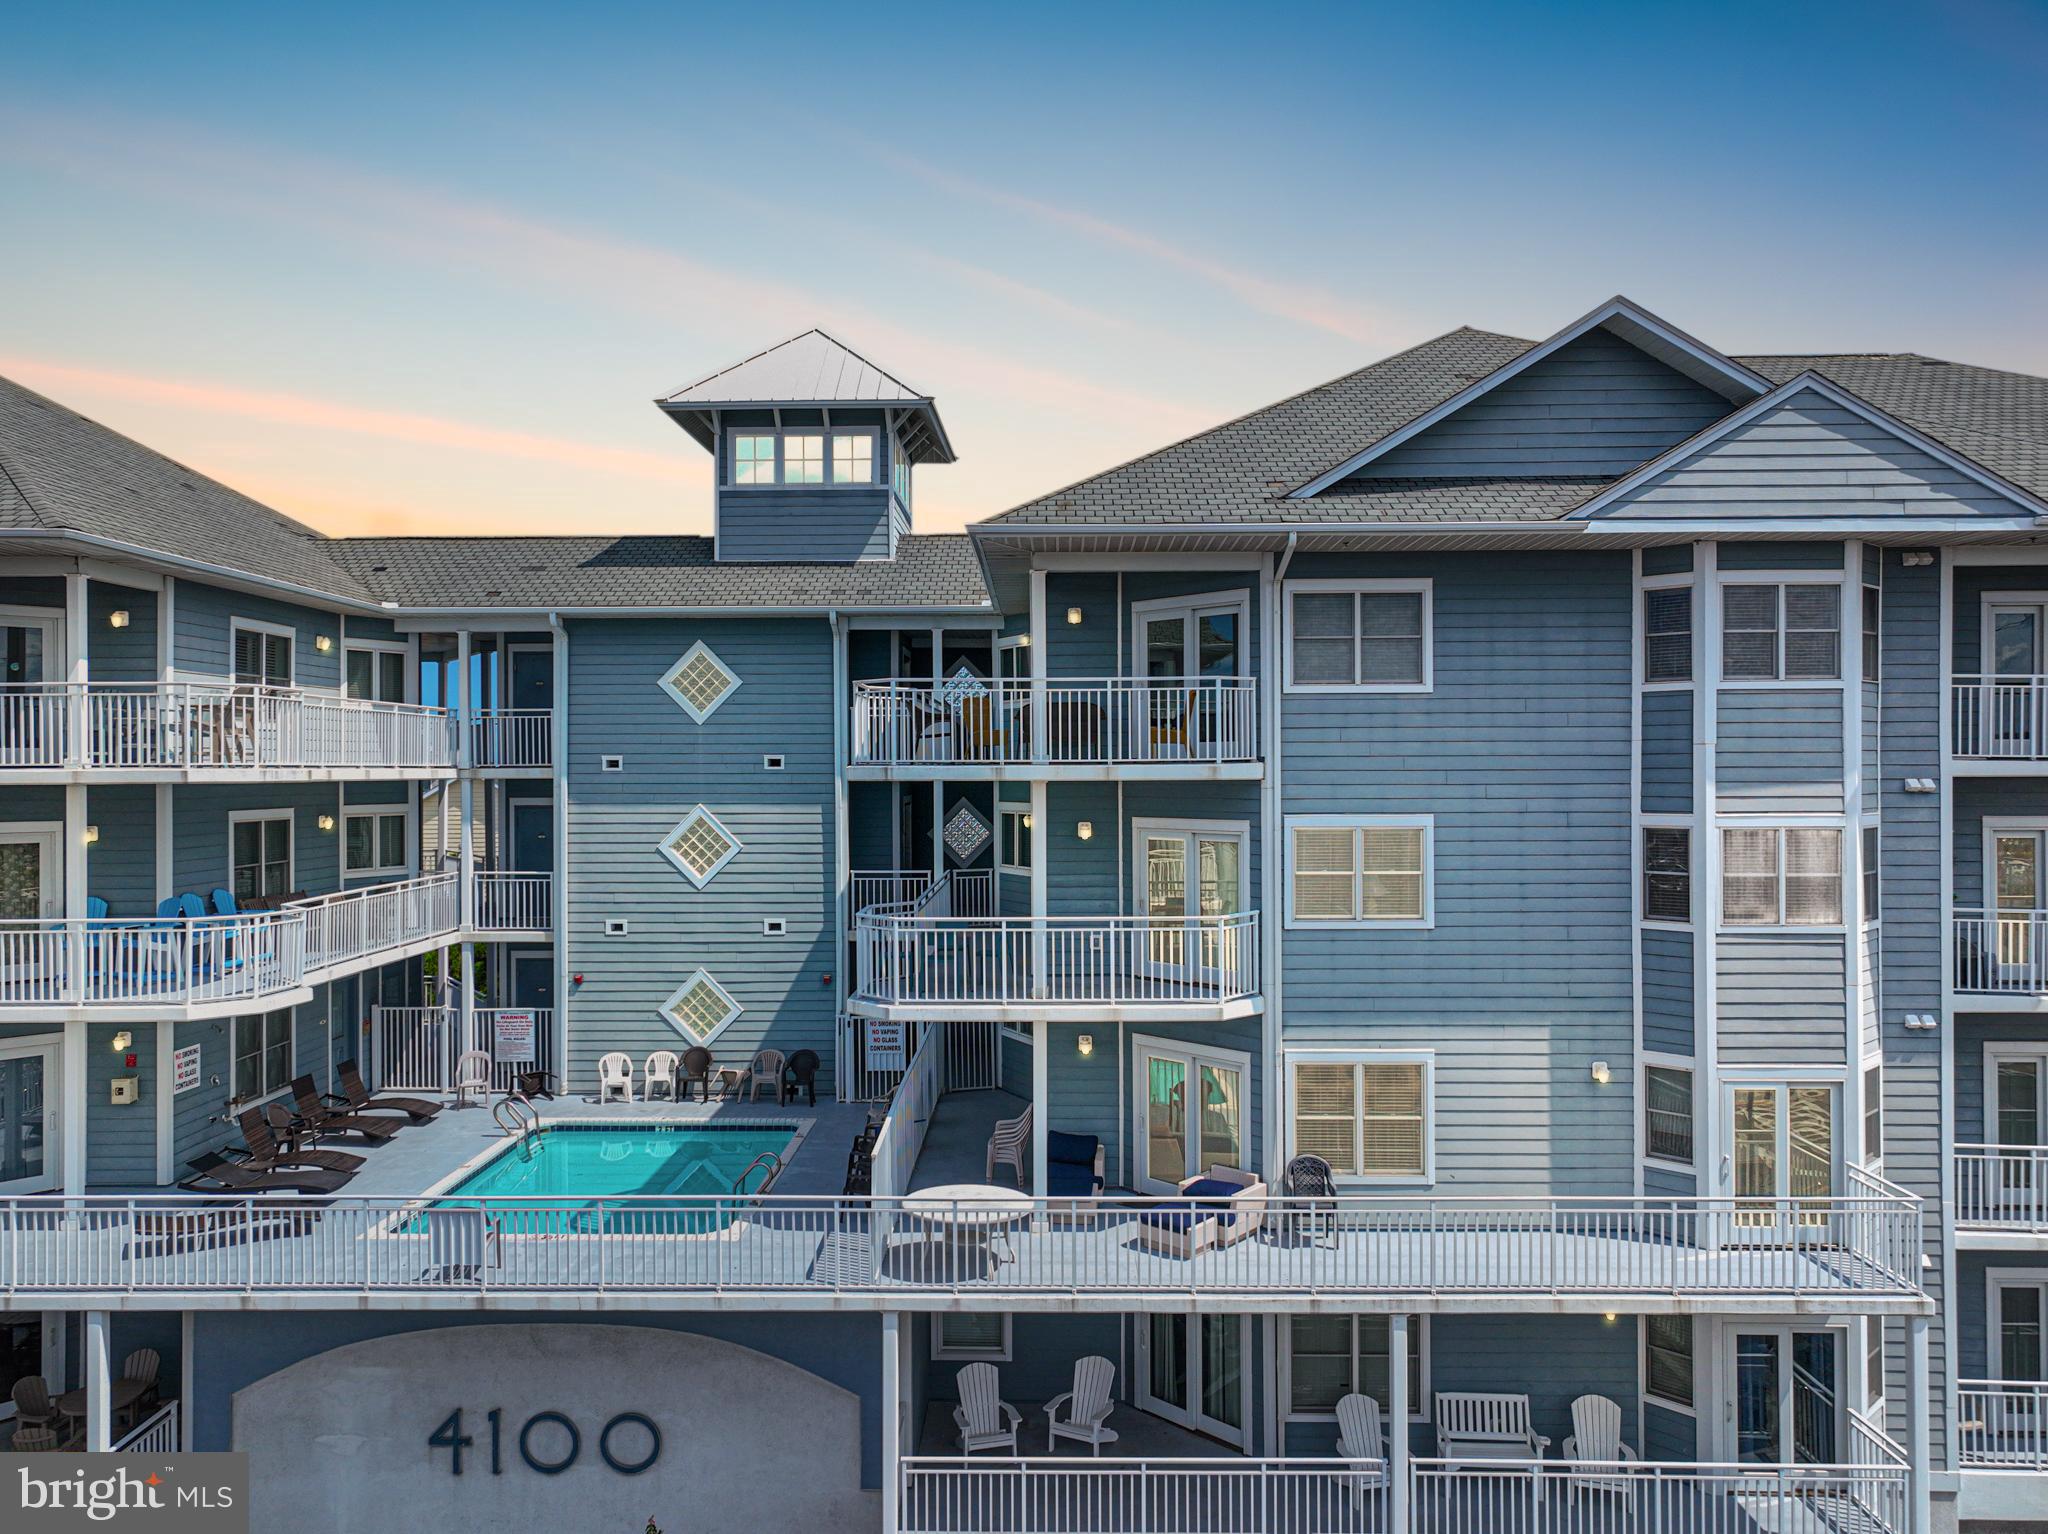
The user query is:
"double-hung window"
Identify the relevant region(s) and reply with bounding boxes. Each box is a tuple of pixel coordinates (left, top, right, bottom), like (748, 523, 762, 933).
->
(233, 1009, 293, 1102)
(1289, 1052, 1432, 1181)
(1722, 583, 1841, 681)
(231, 812, 293, 902)
(1286, 581, 1431, 690)
(1862, 585, 1881, 679)
(1644, 1064, 1694, 1164)
(1644, 827, 1691, 923)
(344, 809, 409, 878)
(1721, 827, 1843, 926)
(1644, 586, 1693, 682)
(1287, 1315, 1426, 1418)
(232, 623, 293, 688)
(1643, 1316, 1694, 1411)
(345, 647, 407, 702)
(1287, 816, 1432, 927)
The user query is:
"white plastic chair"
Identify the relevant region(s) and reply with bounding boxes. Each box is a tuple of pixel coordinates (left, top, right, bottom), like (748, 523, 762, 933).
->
(453, 1049, 493, 1109)
(1045, 1355, 1118, 1455)
(1337, 1392, 1390, 1503)
(986, 1103, 1032, 1186)
(952, 1362, 1022, 1454)
(598, 1052, 634, 1103)
(644, 1050, 680, 1102)
(1562, 1393, 1638, 1499)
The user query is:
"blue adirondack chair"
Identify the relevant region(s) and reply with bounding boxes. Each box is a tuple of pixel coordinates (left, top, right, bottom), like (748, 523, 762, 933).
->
(179, 892, 240, 976)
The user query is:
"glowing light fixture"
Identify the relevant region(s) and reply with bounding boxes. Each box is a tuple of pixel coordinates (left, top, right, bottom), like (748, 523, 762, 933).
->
(1076, 821, 1094, 841)
(108, 609, 130, 629)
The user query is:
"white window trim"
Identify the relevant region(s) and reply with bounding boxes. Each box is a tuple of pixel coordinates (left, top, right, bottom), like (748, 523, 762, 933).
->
(1129, 1032, 1257, 1193)
(1282, 578, 1433, 694)
(1987, 1269, 2048, 1381)
(1640, 1053, 1696, 1170)
(1977, 590, 2048, 683)
(1640, 1314, 1698, 1417)
(230, 616, 296, 687)
(342, 805, 412, 880)
(1983, 1042, 2048, 1147)
(227, 808, 295, 899)
(656, 970, 743, 1047)
(1640, 572, 1696, 690)
(229, 1009, 297, 1108)
(343, 638, 413, 704)
(1980, 817, 2048, 920)
(1279, 1313, 1432, 1423)
(658, 805, 743, 889)
(1130, 817, 1252, 917)
(1641, 814, 1694, 931)
(1712, 571, 1848, 689)
(1284, 813, 1434, 930)
(1284, 1046, 1436, 1187)
(1715, 819, 1847, 934)
(998, 804, 1032, 877)
(1129, 590, 1250, 680)
(830, 427, 879, 486)
(658, 641, 742, 724)
(932, 1313, 1012, 1362)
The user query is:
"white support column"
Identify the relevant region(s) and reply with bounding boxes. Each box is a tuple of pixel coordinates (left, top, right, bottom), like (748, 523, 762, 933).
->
(881, 1311, 902, 1534)
(1031, 1011, 1050, 1197)
(180, 1310, 195, 1450)
(63, 778, 88, 1194)
(154, 1019, 175, 1184)
(64, 569, 88, 768)
(550, 616, 569, 1091)
(459, 777, 476, 933)
(84, 1310, 112, 1451)
(831, 613, 850, 1026)
(458, 941, 476, 1066)
(63, 1018, 87, 1197)
(1028, 776, 1049, 1195)
(1389, 1314, 1411, 1534)
(1906, 1315, 1930, 1534)
(455, 630, 473, 771)
(1028, 570, 1048, 763)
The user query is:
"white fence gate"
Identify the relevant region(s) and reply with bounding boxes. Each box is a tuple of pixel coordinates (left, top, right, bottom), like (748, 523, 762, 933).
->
(373, 1004, 557, 1093)
(835, 1015, 999, 1102)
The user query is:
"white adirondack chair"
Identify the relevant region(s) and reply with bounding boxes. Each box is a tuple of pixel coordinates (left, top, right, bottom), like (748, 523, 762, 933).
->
(453, 1049, 494, 1109)
(986, 1104, 1032, 1186)
(1562, 1393, 1638, 1498)
(598, 1051, 634, 1103)
(1336, 1393, 1390, 1503)
(644, 1050, 680, 1101)
(1045, 1355, 1118, 1454)
(951, 1362, 1022, 1454)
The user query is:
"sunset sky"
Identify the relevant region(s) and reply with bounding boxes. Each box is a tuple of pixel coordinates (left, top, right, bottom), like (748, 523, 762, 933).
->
(3, 1, 2044, 540)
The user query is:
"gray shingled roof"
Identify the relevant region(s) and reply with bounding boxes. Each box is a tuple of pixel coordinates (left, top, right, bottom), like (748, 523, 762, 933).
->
(986, 331, 2048, 527)
(0, 373, 376, 600)
(324, 533, 989, 610)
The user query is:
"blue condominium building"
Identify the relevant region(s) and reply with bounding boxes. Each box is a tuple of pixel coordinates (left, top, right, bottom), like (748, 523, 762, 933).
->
(0, 298, 2043, 1532)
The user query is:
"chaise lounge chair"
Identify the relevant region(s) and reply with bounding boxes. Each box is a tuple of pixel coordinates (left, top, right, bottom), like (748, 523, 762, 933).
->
(179, 1151, 353, 1195)
(336, 1059, 443, 1122)
(239, 1106, 365, 1173)
(290, 1075, 402, 1143)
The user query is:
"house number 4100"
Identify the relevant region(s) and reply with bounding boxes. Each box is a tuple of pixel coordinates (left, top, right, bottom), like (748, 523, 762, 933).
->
(429, 1408, 662, 1476)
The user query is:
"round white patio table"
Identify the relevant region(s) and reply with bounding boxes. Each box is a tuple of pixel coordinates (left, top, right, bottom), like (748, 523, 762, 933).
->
(900, 1183, 1034, 1275)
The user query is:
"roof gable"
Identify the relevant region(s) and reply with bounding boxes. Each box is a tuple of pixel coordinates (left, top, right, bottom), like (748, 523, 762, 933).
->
(1573, 373, 2048, 523)
(1291, 297, 1767, 498)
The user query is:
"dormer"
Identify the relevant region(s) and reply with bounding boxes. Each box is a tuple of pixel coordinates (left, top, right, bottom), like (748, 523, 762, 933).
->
(656, 330, 955, 562)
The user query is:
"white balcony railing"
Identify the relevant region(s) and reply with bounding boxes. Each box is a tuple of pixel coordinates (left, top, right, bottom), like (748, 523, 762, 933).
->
(856, 905, 1259, 1011)
(0, 1188, 1923, 1302)
(1954, 675, 2048, 760)
(472, 871, 552, 931)
(115, 1399, 180, 1454)
(470, 708, 552, 770)
(1956, 1144, 2048, 1231)
(0, 682, 457, 771)
(900, 1456, 1910, 1534)
(853, 868, 934, 916)
(851, 676, 1259, 768)
(1959, 1380, 2048, 1470)
(291, 874, 460, 973)
(0, 912, 305, 1011)
(1954, 910, 2048, 994)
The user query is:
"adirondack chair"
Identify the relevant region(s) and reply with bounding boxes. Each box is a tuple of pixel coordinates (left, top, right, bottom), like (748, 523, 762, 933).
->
(951, 1362, 1022, 1454)
(644, 1050, 680, 1101)
(9, 1376, 57, 1434)
(1435, 1392, 1550, 1467)
(986, 1104, 1032, 1186)
(118, 1348, 162, 1422)
(1045, 1355, 1118, 1454)
(1562, 1394, 1638, 1498)
(1336, 1393, 1391, 1503)
(598, 1051, 634, 1103)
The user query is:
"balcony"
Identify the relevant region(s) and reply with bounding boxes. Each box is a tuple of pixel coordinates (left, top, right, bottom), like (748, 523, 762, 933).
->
(0, 682, 456, 779)
(1959, 1380, 2046, 1521)
(852, 886, 1261, 1022)
(1953, 676, 2048, 768)
(469, 708, 552, 771)
(849, 676, 1261, 779)
(472, 870, 553, 933)
(1953, 911, 2048, 1006)
(296, 873, 462, 976)
(1955, 1145, 2048, 1240)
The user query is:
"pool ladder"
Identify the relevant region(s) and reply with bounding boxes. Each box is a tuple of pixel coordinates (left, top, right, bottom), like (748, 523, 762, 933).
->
(733, 1150, 783, 1196)
(493, 1091, 538, 1139)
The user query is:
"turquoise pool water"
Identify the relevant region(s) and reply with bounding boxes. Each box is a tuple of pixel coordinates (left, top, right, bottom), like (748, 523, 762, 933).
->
(431, 1124, 798, 1234)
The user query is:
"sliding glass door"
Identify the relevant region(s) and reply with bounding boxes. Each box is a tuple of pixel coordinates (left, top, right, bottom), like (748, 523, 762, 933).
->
(1137, 1312, 1248, 1446)
(1135, 1036, 1248, 1194)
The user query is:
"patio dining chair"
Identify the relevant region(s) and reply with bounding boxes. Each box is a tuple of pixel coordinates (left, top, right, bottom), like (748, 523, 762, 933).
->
(783, 1049, 820, 1105)
(986, 1104, 1032, 1187)
(644, 1050, 680, 1101)
(598, 1051, 634, 1103)
(453, 1051, 494, 1109)
(680, 1047, 713, 1103)
(953, 1362, 1022, 1454)
(742, 1049, 786, 1103)
(1284, 1153, 1339, 1247)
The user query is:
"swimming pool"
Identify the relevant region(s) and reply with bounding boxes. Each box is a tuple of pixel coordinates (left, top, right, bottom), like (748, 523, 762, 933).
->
(430, 1123, 800, 1234)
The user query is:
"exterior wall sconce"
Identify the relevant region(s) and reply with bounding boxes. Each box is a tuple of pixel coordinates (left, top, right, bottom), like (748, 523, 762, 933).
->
(1066, 607, 1083, 625)
(1016, 634, 1031, 648)
(317, 814, 337, 832)
(83, 825, 99, 845)
(314, 635, 335, 653)
(1076, 821, 1094, 841)
(111, 1030, 133, 1053)
(108, 609, 130, 629)
(1900, 552, 1934, 568)
(1077, 1033, 1094, 1057)
(1589, 1060, 1611, 1085)
(1903, 778, 1937, 793)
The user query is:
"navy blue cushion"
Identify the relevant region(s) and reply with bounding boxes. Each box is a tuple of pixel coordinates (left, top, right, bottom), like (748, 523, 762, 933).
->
(1045, 1130, 1098, 1169)
(1180, 1177, 1242, 1200)
(1138, 1201, 1238, 1233)
(1045, 1162, 1101, 1198)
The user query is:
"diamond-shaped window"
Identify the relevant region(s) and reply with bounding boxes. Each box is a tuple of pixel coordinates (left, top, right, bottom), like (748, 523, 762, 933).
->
(658, 970, 742, 1046)
(659, 807, 742, 888)
(934, 658, 988, 709)
(942, 797, 993, 866)
(659, 642, 741, 722)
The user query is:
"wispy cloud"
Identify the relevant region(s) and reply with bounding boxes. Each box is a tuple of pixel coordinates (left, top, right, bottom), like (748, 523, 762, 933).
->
(877, 149, 1407, 347)
(0, 355, 703, 486)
